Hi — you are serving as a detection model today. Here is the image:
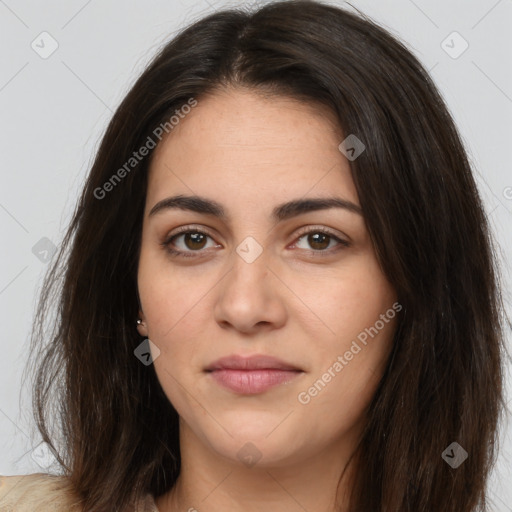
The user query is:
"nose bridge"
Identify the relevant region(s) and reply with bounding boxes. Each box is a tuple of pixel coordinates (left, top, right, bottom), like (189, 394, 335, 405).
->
(213, 234, 286, 332)
(235, 234, 266, 268)
(228, 234, 269, 288)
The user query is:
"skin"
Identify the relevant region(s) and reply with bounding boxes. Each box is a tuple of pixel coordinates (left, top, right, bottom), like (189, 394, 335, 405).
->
(136, 87, 398, 512)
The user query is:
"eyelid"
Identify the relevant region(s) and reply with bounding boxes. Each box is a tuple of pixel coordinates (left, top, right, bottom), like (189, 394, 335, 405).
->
(292, 225, 350, 244)
(161, 223, 350, 258)
(164, 224, 348, 243)
(162, 224, 221, 256)
(165, 224, 217, 239)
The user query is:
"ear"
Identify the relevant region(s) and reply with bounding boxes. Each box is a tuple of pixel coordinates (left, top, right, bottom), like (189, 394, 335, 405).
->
(136, 310, 148, 337)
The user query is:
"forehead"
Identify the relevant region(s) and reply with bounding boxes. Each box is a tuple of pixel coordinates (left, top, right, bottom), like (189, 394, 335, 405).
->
(146, 87, 359, 212)
(154, 87, 342, 152)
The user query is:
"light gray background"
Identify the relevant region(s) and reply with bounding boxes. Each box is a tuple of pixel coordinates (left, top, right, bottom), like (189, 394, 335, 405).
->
(1, 0, 511, 509)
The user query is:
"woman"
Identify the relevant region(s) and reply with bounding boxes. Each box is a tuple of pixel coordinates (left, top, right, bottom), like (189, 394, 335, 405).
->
(0, 1, 506, 510)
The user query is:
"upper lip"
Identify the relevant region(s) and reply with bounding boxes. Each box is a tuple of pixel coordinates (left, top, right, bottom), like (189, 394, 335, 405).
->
(205, 354, 302, 372)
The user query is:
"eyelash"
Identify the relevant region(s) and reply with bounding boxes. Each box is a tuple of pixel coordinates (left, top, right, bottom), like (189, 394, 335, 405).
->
(161, 225, 350, 259)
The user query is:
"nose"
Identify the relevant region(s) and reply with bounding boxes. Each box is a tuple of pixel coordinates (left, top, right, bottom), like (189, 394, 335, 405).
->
(213, 242, 287, 335)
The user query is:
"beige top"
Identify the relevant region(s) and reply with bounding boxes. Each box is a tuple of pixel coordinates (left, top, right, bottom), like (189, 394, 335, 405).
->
(0, 473, 159, 511)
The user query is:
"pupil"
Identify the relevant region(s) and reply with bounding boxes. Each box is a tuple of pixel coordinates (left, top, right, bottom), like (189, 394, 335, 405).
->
(309, 233, 329, 250)
(185, 232, 206, 250)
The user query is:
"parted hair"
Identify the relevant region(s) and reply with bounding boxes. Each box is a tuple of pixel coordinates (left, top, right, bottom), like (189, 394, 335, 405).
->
(25, 1, 506, 510)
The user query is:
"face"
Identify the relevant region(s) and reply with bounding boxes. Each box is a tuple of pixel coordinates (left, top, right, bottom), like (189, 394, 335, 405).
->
(137, 87, 398, 468)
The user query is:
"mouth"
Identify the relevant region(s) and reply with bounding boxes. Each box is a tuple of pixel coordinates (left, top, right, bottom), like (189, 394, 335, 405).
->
(204, 354, 304, 394)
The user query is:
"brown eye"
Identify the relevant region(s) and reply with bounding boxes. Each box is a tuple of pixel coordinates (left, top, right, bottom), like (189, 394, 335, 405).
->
(182, 232, 208, 250)
(162, 228, 220, 258)
(294, 228, 349, 253)
(307, 232, 331, 250)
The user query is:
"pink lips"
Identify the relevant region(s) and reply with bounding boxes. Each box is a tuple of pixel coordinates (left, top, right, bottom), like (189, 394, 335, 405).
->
(205, 354, 303, 394)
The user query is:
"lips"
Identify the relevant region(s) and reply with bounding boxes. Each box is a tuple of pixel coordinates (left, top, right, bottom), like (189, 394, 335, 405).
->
(205, 354, 304, 394)
(205, 354, 301, 372)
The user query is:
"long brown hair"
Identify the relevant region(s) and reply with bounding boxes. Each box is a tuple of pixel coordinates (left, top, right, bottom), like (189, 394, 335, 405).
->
(25, 1, 507, 510)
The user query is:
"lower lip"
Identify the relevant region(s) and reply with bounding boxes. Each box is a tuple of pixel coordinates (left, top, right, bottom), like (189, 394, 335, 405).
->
(207, 369, 302, 394)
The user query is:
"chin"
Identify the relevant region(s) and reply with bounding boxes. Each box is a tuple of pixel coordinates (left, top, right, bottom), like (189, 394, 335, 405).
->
(203, 421, 309, 468)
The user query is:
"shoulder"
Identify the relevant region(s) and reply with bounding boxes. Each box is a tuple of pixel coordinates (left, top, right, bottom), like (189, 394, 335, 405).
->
(0, 473, 159, 512)
(0, 473, 83, 511)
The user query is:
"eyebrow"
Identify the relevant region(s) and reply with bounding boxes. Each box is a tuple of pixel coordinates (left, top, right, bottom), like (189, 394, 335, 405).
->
(148, 194, 363, 221)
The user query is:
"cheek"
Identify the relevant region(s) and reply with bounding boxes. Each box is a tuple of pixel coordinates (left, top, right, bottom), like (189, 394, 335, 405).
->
(137, 251, 226, 382)
(297, 315, 396, 436)
(137, 243, 211, 338)
(293, 251, 396, 344)
(294, 253, 397, 406)
(138, 270, 210, 414)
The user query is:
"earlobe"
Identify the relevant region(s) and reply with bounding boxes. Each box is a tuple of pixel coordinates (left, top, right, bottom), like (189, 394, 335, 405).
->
(136, 314, 148, 336)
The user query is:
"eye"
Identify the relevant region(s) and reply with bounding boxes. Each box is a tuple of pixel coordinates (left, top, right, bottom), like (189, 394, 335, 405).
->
(292, 226, 350, 254)
(161, 225, 350, 259)
(162, 226, 220, 258)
